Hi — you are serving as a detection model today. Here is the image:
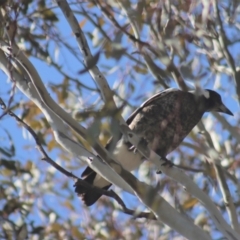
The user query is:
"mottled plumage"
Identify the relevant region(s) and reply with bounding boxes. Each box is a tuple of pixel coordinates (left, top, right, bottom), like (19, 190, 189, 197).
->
(75, 88, 233, 206)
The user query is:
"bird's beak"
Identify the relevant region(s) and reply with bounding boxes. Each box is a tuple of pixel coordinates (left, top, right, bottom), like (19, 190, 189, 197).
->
(217, 104, 233, 116)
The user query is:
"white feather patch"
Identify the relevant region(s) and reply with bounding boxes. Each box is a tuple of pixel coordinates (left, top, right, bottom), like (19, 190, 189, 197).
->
(203, 90, 210, 99)
(93, 139, 142, 187)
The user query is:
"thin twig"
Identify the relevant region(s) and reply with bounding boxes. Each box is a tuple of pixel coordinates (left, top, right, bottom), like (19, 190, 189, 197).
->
(213, 0, 240, 101)
(0, 97, 155, 220)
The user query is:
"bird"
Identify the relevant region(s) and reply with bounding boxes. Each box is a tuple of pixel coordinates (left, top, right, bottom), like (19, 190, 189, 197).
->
(74, 88, 233, 206)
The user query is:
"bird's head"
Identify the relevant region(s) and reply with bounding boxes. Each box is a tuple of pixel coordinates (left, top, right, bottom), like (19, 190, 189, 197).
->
(202, 90, 233, 116)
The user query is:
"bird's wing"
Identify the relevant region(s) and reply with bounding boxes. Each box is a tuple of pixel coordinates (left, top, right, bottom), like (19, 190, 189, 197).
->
(126, 88, 179, 125)
(81, 90, 179, 179)
(81, 164, 95, 178)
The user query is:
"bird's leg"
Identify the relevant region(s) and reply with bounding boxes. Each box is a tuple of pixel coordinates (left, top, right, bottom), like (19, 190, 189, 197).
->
(161, 157, 174, 167)
(156, 156, 174, 174)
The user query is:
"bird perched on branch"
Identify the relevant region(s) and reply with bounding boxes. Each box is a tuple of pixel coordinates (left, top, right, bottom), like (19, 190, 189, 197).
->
(75, 88, 233, 206)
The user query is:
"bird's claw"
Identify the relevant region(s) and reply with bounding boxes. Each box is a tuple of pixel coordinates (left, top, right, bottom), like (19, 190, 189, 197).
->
(156, 157, 173, 174)
(161, 158, 174, 167)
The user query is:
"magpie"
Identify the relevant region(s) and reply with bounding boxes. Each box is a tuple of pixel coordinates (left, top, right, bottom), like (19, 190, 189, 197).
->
(75, 88, 233, 206)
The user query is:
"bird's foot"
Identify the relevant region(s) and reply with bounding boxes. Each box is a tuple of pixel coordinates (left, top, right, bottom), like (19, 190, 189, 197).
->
(156, 157, 173, 174)
(161, 157, 174, 167)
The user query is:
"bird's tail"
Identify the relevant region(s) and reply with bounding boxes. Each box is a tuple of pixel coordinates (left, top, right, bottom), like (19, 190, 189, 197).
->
(74, 166, 111, 206)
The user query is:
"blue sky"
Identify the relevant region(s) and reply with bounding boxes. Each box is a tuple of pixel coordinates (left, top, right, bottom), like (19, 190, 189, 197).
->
(0, 2, 239, 238)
